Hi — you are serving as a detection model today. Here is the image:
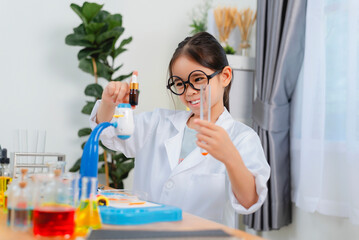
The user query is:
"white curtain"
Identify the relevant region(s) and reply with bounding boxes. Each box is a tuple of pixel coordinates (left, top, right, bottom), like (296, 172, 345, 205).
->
(290, 0, 359, 224)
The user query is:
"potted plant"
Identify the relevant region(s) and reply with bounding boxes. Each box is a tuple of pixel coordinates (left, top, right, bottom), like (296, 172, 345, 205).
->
(189, 0, 212, 35)
(65, 1, 134, 189)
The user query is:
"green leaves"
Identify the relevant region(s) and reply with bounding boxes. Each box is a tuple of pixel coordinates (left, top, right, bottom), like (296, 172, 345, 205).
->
(115, 160, 134, 178)
(82, 2, 103, 24)
(114, 37, 132, 58)
(70, 4, 87, 25)
(85, 83, 103, 98)
(78, 128, 92, 137)
(65, 33, 95, 47)
(82, 101, 95, 115)
(107, 155, 134, 188)
(96, 26, 124, 45)
(77, 48, 101, 60)
(78, 58, 113, 80)
(105, 14, 123, 30)
(223, 44, 236, 55)
(66, 2, 134, 189)
(65, 2, 132, 82)
(70, 2, 103, 26)
(190, 20, 206, 35)
(86, 22, 106, 35)
(92, 10, 110, 23)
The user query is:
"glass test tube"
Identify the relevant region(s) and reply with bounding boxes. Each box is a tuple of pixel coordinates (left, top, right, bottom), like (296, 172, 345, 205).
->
(200, 85, 211, 156)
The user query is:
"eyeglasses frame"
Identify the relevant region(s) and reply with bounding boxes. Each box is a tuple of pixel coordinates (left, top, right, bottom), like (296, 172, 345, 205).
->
(167, 69, 222, 95)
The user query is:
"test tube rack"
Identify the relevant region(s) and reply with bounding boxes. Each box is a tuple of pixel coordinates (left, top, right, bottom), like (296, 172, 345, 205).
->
(11, 152, 66, 178)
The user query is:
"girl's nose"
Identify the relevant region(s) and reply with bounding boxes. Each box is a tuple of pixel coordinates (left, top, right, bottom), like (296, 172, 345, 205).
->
(185, 85, 198, 95)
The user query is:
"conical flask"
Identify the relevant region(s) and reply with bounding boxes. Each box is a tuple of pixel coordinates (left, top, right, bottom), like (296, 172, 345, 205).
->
(75, 177, 101, 236)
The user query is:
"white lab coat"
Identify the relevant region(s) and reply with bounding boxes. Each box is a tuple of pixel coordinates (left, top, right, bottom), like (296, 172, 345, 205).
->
(90, 101, 270, 228)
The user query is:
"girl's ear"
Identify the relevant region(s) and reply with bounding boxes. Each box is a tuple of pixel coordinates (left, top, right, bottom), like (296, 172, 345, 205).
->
(221, 66, 232, 87)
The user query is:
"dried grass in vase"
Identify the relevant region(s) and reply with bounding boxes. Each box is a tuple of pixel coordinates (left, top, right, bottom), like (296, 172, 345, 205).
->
(214, 6, 236, 50)
(233, 8, 257, 55)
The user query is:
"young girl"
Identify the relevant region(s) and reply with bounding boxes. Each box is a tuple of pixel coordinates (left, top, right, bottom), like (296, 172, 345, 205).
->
(90, 32, 270, 227)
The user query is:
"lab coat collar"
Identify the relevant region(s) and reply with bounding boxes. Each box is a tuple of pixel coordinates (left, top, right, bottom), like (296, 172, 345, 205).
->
(164, 108, 234, 175)
(166, 110, 193, 131)
(214, 107, 234, 132)
(164, 110, 192, 170)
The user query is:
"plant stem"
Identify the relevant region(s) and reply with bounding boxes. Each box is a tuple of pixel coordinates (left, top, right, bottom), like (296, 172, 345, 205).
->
(92, 57, 98, 84)
(104, 150, 109, 187)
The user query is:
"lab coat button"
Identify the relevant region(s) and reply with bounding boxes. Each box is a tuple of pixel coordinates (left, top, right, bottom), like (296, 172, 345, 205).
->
(165, 180, 174, 189)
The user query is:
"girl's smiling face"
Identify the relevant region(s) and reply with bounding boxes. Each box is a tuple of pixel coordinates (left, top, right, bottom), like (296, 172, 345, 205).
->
(171, 55, 226, 120)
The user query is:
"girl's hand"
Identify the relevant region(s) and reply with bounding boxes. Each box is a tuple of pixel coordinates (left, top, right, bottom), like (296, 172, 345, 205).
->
(96, 81, 130, 123)
(102, 81, 130, 107)
(194, 118, 237, 165)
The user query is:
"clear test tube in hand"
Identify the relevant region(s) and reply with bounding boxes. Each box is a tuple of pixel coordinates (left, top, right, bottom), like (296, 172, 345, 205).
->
(200, 85, 211, 156)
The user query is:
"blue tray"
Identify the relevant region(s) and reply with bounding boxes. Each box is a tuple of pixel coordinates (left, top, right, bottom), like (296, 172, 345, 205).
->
(99, 204, 182, 225)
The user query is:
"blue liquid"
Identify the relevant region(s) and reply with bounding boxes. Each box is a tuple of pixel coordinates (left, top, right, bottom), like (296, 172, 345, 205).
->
(7, 208, 33, 230)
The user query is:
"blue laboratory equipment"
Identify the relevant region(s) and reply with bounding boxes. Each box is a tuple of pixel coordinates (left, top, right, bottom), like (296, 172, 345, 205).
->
(97, 190, 182, 225)
(80, 103, 134, 179)
(99, 204, 182, 225)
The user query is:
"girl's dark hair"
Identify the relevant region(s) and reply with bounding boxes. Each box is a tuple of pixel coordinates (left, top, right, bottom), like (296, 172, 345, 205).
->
(168, 32, 232, 111)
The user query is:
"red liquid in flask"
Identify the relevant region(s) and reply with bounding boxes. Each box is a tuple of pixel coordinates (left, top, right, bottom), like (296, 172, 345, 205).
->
(33, 205, 75, 237)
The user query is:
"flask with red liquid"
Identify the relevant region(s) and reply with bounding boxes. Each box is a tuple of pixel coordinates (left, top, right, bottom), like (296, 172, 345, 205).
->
(32, 170, 76, 238)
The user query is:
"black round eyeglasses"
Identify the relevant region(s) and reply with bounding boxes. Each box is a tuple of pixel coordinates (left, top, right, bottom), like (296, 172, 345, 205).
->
(167, 69, 222, 95)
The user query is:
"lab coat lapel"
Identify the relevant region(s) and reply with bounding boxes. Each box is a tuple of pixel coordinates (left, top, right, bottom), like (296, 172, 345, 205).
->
(164, 111, 192, 170)
(170, 108, 234, 177)
(215, 108, 234, 133)
(170, 147, 204, 177)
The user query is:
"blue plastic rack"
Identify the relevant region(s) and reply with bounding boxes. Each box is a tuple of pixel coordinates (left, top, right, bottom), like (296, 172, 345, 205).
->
(99, 204, 182, 225)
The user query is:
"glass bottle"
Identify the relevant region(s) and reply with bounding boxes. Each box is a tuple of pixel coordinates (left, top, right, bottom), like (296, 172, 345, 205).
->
(0, 145, 2, 175)
(7, 180, 32, 231)
(7, 169, 31, 227)
(0, 148, 12, 210)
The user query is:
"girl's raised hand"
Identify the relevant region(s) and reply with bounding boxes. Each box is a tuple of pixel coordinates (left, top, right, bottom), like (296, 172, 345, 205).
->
(194, 119, 237, 165)
(102, 81, 130, 107)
